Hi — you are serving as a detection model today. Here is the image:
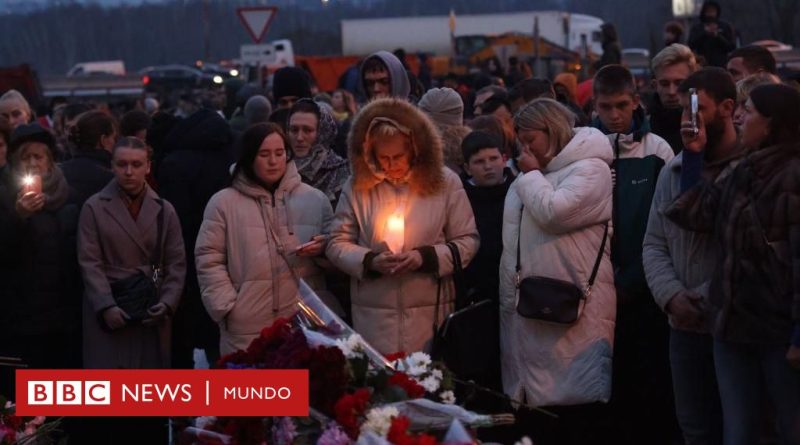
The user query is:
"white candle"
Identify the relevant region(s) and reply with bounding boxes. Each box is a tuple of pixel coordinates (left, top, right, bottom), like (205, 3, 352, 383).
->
(385, 211, 405, 254)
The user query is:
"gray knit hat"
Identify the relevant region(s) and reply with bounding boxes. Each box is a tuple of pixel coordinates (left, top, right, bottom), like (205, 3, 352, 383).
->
(418, 87, 463, 128)
(244, 95, 272, 126)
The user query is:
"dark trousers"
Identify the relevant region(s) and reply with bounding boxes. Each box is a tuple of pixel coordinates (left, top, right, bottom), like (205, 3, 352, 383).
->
(670, 329, 723, 445)
(610, 294, 680, 444)
(171, 287, 219, 369)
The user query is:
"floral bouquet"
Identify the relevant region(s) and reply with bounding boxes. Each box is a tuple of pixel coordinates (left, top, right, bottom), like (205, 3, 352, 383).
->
(0, 396, 61, 445)
(178, 279, 513, 444)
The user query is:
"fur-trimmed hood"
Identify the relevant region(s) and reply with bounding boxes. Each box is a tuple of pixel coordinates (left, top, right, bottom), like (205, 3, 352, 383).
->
(348, 98, 444, 196)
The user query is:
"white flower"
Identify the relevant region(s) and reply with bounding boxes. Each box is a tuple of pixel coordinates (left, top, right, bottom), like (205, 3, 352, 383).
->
(406, 352, 432, 368)
(439, 390, 456, 405)
(431, 369, 443, 380)
(360, 406, 399, 437)
(406, 365, 427, 377)
(419, 375, 441, 393)
(514, 436, 534, 445)
(335, 334, 365, 359)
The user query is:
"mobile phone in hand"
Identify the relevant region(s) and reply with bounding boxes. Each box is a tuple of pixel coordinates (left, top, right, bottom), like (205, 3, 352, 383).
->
(690, 88, 699, 135)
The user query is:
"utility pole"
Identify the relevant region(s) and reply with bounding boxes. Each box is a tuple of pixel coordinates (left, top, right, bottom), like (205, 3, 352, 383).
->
(203, 0, 211, 62)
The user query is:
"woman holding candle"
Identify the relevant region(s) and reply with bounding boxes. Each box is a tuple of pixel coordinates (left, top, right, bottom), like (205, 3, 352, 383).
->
(326, 98, 479, 355)
(195, 123, 333, 355)
(77, 136, 186, 369)
(0, 123, 80, 399)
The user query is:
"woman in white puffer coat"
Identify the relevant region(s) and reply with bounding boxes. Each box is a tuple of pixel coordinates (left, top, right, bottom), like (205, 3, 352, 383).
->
(499, 99, 616, 419)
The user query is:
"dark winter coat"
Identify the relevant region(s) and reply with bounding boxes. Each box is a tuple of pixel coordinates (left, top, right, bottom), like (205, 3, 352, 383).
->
(667, 144, 800, 345)
(461, 169, 515, 304)
(645, 93, 684, 155)
(688, 20, 736, 68)
(0, 167, 81, 338)
(60, 148, 114, 210)
(157, 109, 234, 351)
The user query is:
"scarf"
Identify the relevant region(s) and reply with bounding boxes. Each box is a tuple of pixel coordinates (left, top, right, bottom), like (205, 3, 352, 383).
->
(39, 166, 69, 211)
(294, 103, 350, 202)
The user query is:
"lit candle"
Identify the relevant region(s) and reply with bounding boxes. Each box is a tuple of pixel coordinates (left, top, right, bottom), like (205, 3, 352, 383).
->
(22, 174, 41, 194)
(384, 211, 405, 254)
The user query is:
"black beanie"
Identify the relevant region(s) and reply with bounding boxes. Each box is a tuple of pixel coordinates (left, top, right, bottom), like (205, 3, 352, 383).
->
(9, 123, 56, 158)
(272, 67, 312, 101)
(461, 130, 503, 163)
(749, 84, 800, 147)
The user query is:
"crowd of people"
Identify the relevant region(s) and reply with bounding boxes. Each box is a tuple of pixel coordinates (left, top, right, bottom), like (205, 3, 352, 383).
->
(0, 1, 799, 444)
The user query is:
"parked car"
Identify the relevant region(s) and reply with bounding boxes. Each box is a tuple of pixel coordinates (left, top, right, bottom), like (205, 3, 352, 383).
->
(68, 60, 126, 76)
(139, 64, 222, 94)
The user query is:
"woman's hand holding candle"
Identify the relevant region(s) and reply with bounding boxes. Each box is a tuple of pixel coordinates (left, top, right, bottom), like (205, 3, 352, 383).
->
(389, 250, 423, 275)
(15, 189, 45, 219)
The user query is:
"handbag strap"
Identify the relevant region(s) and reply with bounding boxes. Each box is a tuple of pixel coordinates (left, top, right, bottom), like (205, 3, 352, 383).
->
(257, 199, 302, 313)
(515, 205, 609, 295)
(433, 243, 461, 335)
(150, 199, 165, 283)
(447, 242, 468, 310)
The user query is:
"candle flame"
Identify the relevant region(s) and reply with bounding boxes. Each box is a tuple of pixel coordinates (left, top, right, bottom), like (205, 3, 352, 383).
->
(385, 211, 405, 254)
(387, 214, 404, 232)
(22, 175, 34, 186)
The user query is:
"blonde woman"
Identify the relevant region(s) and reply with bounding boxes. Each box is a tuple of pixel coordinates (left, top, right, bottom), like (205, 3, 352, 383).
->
(499, 99, 615, 442)
(326, 98, 479, 355)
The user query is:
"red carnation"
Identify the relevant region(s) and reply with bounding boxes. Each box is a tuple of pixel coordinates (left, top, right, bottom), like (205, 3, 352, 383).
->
(387, 416, 440, 445)
(387, 416, 414, 445)
(1, 415, 23, 432)
(388, 373, 425, 399)
(385, 352, 407, 362)
(308, 346, 349, 416)
(334, 388, 371, 439)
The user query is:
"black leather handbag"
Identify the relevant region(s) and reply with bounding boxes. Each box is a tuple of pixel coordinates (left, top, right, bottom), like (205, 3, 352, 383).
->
(109, 202, 165, 323)
(515, 206, 608, 324)
(432, 243, 500, 382)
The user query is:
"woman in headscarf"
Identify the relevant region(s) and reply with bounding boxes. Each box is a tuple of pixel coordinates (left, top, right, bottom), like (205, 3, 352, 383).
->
(287, 99, 351, 207)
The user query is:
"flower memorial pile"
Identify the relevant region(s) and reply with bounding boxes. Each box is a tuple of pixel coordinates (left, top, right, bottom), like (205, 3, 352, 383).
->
(0, 396, 61, 445)
(177, 280, 510, 445)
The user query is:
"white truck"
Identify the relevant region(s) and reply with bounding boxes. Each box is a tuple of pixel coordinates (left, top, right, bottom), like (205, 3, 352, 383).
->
(341, 11, 605, 57)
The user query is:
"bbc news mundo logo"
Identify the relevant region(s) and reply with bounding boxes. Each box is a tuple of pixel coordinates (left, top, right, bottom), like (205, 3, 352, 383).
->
(27, 381, 112, 405)
(16, 370, 308, 417)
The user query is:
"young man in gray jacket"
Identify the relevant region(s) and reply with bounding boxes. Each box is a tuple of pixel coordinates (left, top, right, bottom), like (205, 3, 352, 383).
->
(643, 67, 742, 445)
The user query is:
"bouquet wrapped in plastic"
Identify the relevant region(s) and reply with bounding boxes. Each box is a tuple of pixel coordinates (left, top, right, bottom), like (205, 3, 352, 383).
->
(179, 279, 514, 445)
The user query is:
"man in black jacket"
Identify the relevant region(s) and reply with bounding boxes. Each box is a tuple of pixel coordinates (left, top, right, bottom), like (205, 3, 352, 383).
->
(157, 108, 234, 369)
(688, 1, 736, 68)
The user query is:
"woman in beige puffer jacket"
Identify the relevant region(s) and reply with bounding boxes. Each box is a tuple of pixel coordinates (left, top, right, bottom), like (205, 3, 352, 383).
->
(326, 98, 479, 355)
(195, 123, 332, 355)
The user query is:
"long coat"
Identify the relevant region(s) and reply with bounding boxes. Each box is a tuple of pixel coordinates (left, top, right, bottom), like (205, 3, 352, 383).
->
(326, 98, 479, 355)
(499, 127, 616, 407)
(667, 144, 800, 345)
(195, 162, 333, 355)
(78, 180, 186, 369)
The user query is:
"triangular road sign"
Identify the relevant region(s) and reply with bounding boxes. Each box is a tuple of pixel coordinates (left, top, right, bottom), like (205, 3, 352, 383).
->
(237, 6, 278, 44)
